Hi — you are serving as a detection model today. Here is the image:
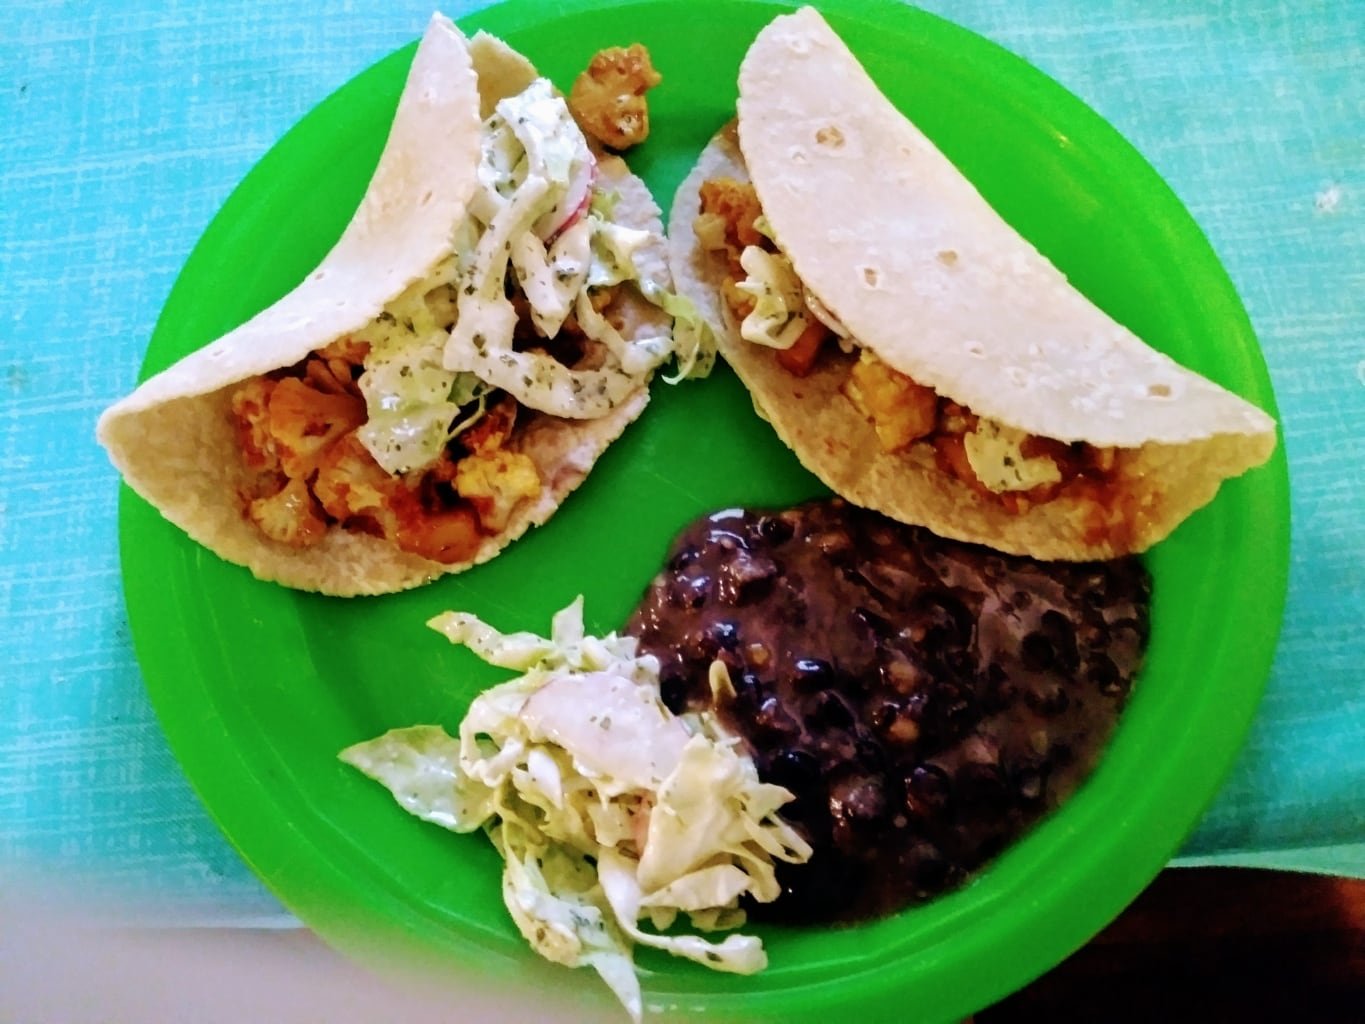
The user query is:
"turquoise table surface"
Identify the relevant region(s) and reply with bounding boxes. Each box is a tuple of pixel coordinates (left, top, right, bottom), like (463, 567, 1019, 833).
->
(2, 0, 1362, 930)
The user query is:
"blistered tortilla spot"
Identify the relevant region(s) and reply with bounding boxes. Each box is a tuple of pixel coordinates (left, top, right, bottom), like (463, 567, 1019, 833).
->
(860, 265, 881, 289)
(964, 340, 985, 358)
(937, 250, 958, 267)
(1147, 382, 1173, 399)
(815, 124, 845, 149)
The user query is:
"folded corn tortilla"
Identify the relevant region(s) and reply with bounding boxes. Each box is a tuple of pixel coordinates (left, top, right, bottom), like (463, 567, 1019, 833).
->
(668, 7, 1276, 561)
(98, 16, 669, 595)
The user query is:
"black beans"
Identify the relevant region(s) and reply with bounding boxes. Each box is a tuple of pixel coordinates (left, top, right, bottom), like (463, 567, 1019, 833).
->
(905, 763, 953, 819)
(625, 498, 1151, 923)
(732, 670, 765, 707)
(754, 696, 801, 741)
(955, 762, 1010, 813)
(830, 774, 889, 843)
(720, 551, 779, 605)
(705, 619, 741, 651)
(658, 668, 690, 715)
(790, 657, 835, 688)
(757, 513, 795, 545)
(1025, 681, 1071, 716)
(907, 841, 951, 891)
(667, 545, 700, 573)
(1009, 757, 1048, 804)
(1021, 631, 1056, 671)
(806, 690, 855, 731)
(1087, 654, 1123, 696)
(766, 747, 821, 795)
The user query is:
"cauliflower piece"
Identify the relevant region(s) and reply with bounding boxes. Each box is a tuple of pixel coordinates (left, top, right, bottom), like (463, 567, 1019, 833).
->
(774, 318, 829, 378)
(267, 377, 367, 479)
(312, 435, 401, 534)
(393, 504, 483, 565)
(316, 336, 371, 365)
(697, 178, 765, 266)
(230, 377, 280, 474)
(459, 395, 519, 455)
(304, 356, 354, 397)
(309, 338, 370, 396)
(568, 44, 662, 150)
(246, 476, 328, 548)
(456, 449, 542, 533)
(842, 349, 938, 452)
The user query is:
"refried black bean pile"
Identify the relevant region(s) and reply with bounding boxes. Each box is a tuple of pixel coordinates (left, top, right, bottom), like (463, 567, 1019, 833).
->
(625, 499, 1152, 924)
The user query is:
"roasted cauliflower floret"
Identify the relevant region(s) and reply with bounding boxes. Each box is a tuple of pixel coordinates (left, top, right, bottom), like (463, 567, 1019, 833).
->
(267, 377, 367, 479)
(316, 336, 371, 365)
(843, 350, 938, 452)
(460, 395, 519, 455)
(569, 44, 662, 150)
(312, 435, 401, 535)
(697, 177, 765, 268)
(775, 319, 829, 378)
(394, 504, 483, 565)
(247, 476, 328, 548)
(456, 449, 542, 533)
(231, 377, 280, 474)
(306, 339, 369, 396)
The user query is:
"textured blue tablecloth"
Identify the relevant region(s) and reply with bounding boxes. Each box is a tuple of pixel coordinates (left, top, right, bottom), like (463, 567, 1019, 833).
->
(2, 0, 1362, 925)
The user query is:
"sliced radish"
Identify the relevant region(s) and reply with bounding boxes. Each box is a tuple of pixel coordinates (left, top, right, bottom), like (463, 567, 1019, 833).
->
(535, 155, 597, 241)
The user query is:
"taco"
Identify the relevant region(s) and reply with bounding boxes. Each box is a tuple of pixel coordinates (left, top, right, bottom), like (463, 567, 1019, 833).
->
(99, 16, 682, 595)
(668, 7, 1276, 561)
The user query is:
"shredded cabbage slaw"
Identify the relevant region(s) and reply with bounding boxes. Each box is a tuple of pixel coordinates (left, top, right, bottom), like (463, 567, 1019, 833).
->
(340, 598, 809, 1022)
(353, 77, 715, 476)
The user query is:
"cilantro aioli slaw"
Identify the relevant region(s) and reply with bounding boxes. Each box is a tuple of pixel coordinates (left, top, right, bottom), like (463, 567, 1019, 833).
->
(341, 598, 810, 1022)
(352, 76, 714, 477)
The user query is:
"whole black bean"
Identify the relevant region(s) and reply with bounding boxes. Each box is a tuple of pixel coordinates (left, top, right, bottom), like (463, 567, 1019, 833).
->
(757, 513, 795, 545)
(754, 695, 801, 741)
(791, 657, 835, 689)
(766, 747, 821, 795)
(905, 763, 953, 818)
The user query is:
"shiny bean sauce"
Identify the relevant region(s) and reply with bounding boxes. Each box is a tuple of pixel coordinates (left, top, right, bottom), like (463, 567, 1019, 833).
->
(625, 499, 1151, 923)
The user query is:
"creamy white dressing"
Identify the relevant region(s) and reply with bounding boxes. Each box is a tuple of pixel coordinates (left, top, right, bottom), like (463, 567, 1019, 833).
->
(734, 245, 810, 350)
(352, 260, 492, 474)
(442, 79, 675, 420)
(520, 671, 691, 789)
(351, 75, 701, 473)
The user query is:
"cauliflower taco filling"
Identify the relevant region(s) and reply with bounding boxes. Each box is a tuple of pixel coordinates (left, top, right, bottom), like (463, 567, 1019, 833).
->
(694, 177, 1140, 544)
(229, 73, 683, 563)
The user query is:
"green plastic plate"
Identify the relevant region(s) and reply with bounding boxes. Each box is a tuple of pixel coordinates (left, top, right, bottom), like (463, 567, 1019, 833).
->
(120, 1, 1289, 1020)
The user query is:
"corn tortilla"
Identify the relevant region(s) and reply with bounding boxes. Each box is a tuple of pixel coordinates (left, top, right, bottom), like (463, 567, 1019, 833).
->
(668, 7, 1276, 560)
(98, 16, 667, 595)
